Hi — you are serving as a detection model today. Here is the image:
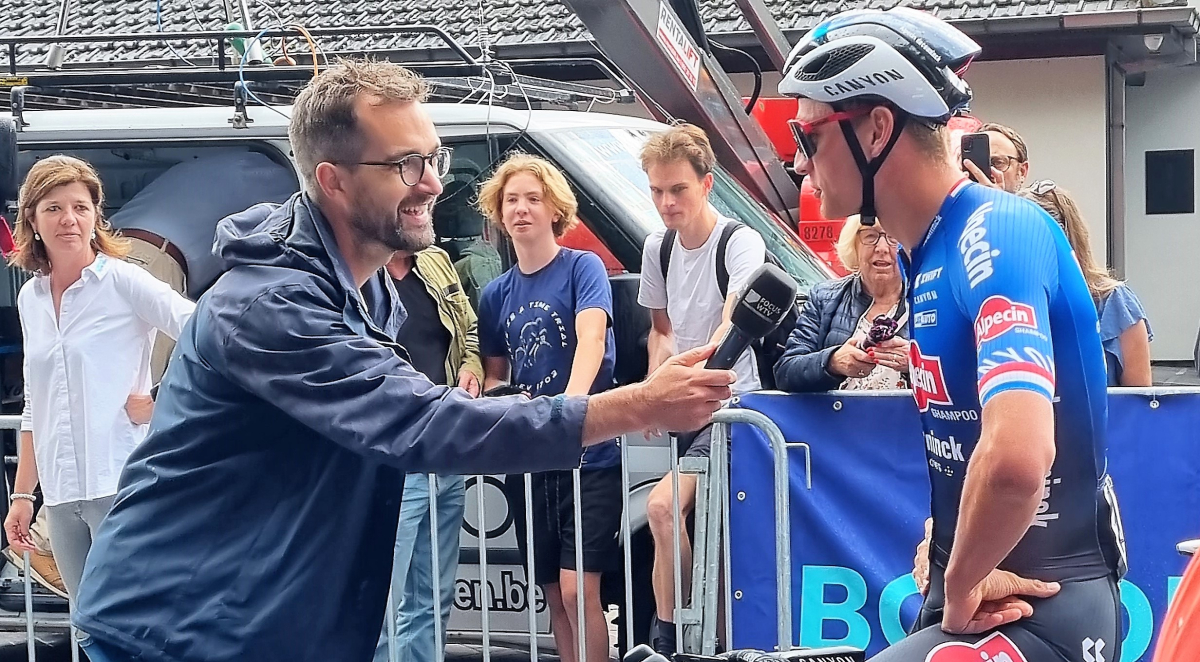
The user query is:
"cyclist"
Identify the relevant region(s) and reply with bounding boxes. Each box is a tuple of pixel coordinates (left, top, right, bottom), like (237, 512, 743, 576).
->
(779, 8, 1126, 660)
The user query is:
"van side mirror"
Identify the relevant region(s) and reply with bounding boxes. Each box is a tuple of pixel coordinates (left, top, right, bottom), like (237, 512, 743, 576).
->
(0, 118, 17, 205)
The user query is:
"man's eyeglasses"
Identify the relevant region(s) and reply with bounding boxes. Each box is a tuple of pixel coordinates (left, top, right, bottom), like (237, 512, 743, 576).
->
(788, 106, 872, 160)
(339, 146, 453, 186)
(858, 230, 899, 247)
(990, 155, 1023, 173)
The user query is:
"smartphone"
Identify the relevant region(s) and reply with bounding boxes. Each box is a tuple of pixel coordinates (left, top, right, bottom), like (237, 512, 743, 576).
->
(961, 132, 991, 182)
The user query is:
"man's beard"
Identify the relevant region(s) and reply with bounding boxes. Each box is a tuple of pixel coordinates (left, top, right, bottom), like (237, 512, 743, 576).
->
(350, 196, 435, 253)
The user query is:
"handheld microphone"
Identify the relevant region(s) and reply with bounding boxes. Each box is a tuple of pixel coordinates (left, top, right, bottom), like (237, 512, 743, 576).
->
(707, 263, 798, 371)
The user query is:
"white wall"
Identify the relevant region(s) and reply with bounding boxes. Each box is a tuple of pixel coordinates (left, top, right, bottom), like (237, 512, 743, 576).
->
(1125, 64, 1200, 360)
(965, 57, 1109, 263)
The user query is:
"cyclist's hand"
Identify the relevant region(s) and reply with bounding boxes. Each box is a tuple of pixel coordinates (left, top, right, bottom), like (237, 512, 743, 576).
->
(943, 569, 1060, 634)
(3, 500, 36, 554)
(913, 518, 932, 596)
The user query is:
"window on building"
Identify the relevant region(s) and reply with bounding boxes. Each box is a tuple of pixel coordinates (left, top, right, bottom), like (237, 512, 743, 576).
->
(1145, 149, 1195, 215)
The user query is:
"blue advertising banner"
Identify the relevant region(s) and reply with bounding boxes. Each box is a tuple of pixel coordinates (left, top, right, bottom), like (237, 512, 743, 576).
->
(728, 391, 1200, 660)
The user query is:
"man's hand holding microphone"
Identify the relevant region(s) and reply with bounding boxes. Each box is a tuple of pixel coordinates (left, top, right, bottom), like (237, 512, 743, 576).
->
(621, 263, 798, 442)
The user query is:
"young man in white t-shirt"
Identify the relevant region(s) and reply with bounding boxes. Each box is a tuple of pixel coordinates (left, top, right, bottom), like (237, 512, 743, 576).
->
(636, 124, 766, 654)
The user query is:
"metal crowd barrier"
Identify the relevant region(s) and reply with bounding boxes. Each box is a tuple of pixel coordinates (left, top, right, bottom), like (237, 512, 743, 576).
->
(0, 406, 804, 662)
(373, 406, 805, 662)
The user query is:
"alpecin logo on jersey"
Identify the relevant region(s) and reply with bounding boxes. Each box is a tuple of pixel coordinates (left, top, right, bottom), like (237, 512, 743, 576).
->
(909, 341, 953, 412)
(926, 632, 1029, 662)
(974, 296, 1037, 345)
(958, 201, 1000, 289)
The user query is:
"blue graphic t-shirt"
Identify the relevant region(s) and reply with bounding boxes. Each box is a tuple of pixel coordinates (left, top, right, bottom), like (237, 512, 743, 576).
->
(479, 248, 619, 469)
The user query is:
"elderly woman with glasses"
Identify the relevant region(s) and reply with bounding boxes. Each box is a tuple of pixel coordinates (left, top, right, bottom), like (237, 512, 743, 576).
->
(1021, 180, 1153, 386)
(775, 215, 909, 392)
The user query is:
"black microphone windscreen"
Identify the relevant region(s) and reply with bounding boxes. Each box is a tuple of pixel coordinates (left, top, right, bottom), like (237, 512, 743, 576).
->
(728, 263, 798, 338)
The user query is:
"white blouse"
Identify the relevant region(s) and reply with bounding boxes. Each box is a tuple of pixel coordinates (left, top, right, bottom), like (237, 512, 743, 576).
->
(19, 254, 195, 505)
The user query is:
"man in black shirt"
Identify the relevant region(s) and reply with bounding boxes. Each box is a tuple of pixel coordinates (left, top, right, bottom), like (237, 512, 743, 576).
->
(374, 242, 483, 662)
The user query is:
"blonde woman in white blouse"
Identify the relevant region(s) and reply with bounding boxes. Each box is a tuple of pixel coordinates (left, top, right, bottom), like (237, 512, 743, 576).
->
(2, 156, 195, 597)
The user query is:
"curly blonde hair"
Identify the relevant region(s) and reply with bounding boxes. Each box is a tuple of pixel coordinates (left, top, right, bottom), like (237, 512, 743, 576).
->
(10, 155, 129, 274)
(476, 154, 579, 238)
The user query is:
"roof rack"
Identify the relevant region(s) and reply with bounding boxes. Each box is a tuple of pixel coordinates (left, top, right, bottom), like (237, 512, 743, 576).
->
(0, 25, 636, 122)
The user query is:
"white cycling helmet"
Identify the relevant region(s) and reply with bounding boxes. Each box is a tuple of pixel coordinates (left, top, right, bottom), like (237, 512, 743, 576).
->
(780, 7, 980, 121)
(779, 9, 981, 225)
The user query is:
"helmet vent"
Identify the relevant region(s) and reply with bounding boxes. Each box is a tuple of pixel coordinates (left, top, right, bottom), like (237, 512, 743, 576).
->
(794, 43, 875, 81)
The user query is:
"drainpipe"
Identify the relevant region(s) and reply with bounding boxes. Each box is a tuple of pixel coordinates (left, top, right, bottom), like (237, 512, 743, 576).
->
(1106, 42, 1127, 278)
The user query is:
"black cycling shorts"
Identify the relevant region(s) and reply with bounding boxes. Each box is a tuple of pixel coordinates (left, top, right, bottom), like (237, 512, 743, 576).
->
(871, 565, 1121, 662)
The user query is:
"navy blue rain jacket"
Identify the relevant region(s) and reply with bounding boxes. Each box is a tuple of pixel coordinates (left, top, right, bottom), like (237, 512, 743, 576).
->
(73, 194, 587, 661)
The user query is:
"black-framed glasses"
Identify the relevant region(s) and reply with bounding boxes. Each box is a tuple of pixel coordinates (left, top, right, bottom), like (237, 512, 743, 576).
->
(787, 106, 872, 160)
(858, 229, 899, 247)
(990, 154, 1021, 173)
(341, 146, 453, 186)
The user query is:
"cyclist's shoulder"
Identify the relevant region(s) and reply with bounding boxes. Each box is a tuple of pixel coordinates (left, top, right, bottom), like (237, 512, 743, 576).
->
(953, 184, 1053, 229)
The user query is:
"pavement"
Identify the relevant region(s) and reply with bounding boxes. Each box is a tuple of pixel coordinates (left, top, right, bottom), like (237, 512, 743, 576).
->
(1151, 362, 1200, 386)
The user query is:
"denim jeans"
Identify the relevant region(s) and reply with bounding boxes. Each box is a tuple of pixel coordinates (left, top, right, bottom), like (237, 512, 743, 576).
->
(44, 495, 117, 597)
(374, 474, 465, 662)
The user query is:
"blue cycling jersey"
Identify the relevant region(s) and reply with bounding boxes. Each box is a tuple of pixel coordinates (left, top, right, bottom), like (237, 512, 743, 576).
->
(904, 181, 1125, 583)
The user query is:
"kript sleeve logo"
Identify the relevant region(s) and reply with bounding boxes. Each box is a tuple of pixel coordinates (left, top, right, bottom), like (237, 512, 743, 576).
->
(909, 341, 953, 412)
(974, 295, 1037, 345)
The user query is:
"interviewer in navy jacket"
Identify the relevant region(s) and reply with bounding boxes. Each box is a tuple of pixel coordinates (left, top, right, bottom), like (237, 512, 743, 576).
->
(70, 60, 734, 662)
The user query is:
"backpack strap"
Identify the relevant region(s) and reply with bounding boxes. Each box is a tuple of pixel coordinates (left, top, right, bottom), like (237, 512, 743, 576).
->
(715, 220, 746, 299)
(659, 229, 677, 302)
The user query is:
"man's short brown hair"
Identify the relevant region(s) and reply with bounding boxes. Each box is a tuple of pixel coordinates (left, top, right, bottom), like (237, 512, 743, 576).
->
(639, 124, 716, 177)
(980, 122, 1029, 163)
(289, 58, 429, 194)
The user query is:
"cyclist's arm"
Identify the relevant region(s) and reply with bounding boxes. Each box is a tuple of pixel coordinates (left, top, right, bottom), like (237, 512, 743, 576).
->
(945, 390, 1055, 597)
(945, 199, 1061, 600)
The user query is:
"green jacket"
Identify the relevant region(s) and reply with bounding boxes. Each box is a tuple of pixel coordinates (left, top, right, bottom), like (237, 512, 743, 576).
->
(410, 246, 484, 387)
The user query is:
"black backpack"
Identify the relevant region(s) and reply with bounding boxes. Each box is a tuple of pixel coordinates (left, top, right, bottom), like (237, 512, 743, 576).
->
(659, 221, 798, 390)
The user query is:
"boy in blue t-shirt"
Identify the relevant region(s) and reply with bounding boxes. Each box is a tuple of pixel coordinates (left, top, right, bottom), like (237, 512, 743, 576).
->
(476, 155, 620, 662)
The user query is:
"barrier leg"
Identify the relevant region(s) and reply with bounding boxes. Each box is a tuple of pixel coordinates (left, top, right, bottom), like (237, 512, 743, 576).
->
(699, 423, 727, 655)
(572, 468, 586, 662)
(428, 475, 444, 662)
(680, 454, 710, 654)
(23, 551, 34, 662)
(475, 476, 491, 662)
(669, 435, 683, 650)
(70, 610, 79, 662)
(524, 474, 539, 662)
(721, 441, 735, 648)
(619, 438, 634, 652)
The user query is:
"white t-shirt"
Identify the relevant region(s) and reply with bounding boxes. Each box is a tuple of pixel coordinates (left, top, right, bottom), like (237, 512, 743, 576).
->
(638, 214, 766, 394)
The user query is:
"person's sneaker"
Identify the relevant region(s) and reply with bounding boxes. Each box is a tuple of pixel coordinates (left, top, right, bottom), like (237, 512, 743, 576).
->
(3, 547, 68, 599)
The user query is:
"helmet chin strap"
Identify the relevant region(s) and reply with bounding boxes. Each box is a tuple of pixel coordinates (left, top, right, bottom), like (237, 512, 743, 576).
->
(838, 112, 908, 227)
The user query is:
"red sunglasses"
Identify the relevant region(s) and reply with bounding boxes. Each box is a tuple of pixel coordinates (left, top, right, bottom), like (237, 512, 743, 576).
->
(788, 106, 872, 160)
